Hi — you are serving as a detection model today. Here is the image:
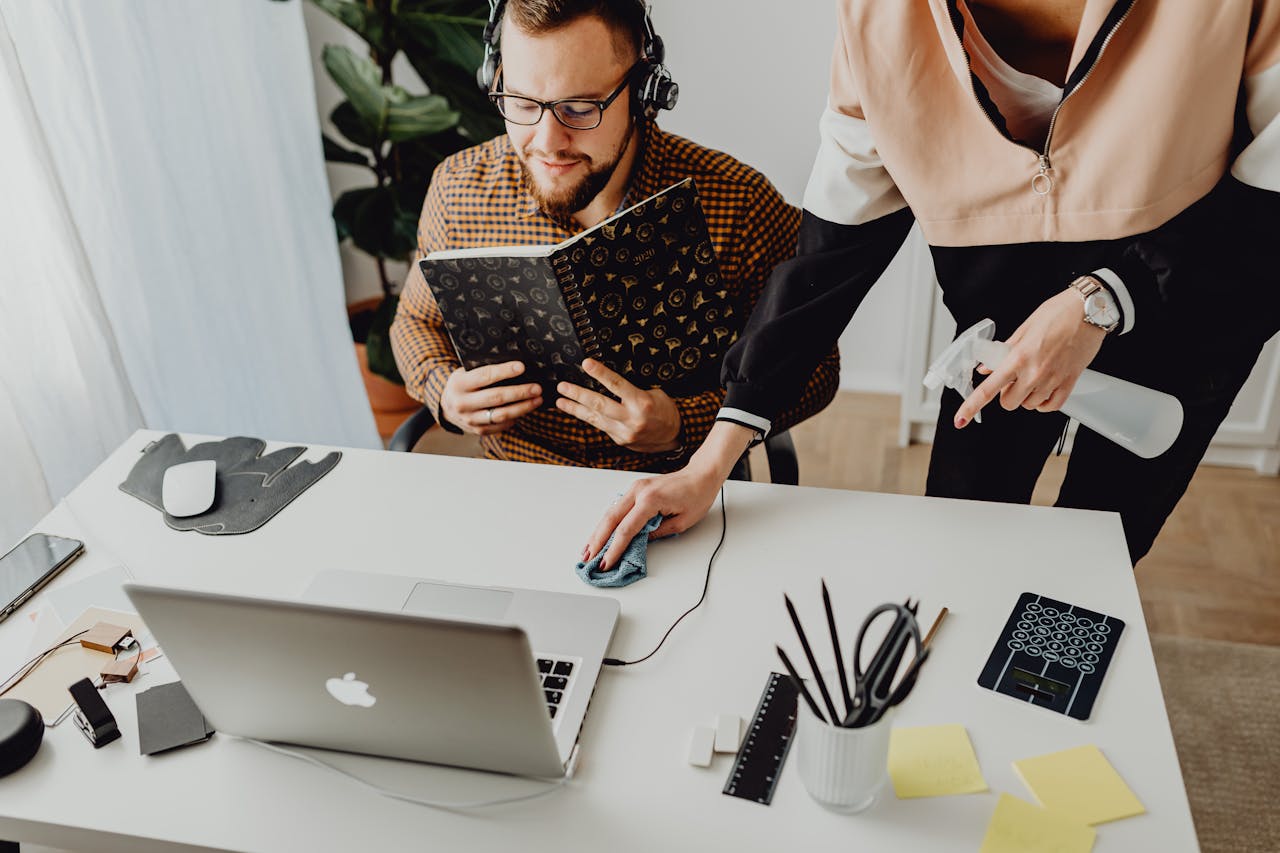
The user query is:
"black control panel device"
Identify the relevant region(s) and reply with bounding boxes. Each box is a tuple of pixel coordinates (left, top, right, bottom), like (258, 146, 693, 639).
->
(978, 592, 1124, 721)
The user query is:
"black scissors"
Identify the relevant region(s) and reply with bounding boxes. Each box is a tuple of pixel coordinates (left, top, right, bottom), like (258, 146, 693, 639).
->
(844, 600, 928, 727)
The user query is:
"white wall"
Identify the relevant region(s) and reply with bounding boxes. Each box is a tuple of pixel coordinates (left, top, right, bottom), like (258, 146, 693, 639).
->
(302, 0, 918, 392)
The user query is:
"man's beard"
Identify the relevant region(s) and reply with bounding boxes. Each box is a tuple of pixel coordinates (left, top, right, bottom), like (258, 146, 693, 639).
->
(519, 127, 634, 219)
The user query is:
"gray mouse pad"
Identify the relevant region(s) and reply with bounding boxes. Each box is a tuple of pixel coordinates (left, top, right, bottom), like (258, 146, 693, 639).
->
(119, 434, 340, 535)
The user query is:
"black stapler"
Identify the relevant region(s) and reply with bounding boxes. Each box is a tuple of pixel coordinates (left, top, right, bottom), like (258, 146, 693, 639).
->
(68, 677, 120, 748)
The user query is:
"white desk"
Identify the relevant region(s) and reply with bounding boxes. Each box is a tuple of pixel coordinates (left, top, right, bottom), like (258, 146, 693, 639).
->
(0, 431, 1198, 852)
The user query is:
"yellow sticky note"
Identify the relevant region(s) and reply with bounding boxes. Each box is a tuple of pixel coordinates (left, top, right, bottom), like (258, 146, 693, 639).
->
(980, 793, 1097, 853)
(888, 724, 988, 798)
(1013, 744, 1146, 825)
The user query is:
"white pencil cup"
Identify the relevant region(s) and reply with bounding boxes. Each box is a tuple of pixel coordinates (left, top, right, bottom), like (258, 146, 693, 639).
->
(794, 702, 893, 813)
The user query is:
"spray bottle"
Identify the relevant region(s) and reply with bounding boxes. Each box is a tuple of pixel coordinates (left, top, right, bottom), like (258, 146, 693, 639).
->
(923, 319, 1184, 459)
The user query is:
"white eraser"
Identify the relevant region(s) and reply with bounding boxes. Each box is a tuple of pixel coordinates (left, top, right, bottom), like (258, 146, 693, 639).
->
(687, 725, 715, 767)
(714, 714, 741, 753)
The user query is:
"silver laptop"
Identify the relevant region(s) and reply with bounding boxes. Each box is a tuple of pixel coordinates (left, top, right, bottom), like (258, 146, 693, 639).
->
(123, 571, 618, 778)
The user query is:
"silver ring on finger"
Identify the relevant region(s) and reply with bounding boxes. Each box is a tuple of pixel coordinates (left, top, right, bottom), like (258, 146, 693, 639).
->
(485, 408, 494, 425)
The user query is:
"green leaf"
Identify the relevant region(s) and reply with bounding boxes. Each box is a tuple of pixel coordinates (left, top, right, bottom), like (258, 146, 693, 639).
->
(322, 133, 372, 167)
(391, 129, 472, 188)
(385, 92, 459, 141)
(323, 45, 389, 136)
(350, 187, 399, 256)
(330, 101, 379, 150)
(332, 186, 377, 243)
(307, 0, 391, 55)
(332, 185, 418, 260)
(404, 56, 504, 142)
(324, 46, 461, 143)
(365, 295, 404, 383)
(392, 182, 424, 246)
(397, 11, 487, 75)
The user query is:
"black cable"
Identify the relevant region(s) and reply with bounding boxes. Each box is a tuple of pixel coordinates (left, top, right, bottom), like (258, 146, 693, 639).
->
(0, 629, 90, 697)
(603, 486, 726, 667)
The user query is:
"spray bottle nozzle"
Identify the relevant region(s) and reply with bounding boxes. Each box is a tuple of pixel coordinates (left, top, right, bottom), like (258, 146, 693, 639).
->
(922, 317, 1185, 458)
(923, 319, 999, 424)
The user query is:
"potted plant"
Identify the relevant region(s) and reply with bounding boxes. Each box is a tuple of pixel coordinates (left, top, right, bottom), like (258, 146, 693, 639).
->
(309, 0, 503, 434)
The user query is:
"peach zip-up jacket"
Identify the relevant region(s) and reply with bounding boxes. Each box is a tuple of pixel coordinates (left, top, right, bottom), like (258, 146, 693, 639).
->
(716, 0, 1280, 435)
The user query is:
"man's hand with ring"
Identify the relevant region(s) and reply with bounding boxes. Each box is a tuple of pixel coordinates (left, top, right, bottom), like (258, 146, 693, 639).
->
(441, 361, 542, 436)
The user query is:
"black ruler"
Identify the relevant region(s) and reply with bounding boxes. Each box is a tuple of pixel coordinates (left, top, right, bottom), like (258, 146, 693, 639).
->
(722, 671, 798, 805)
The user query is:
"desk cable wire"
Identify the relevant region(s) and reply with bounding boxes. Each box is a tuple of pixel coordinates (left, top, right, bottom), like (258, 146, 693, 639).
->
(0, 629, 90, 700)
(241, 488, 726, 808)
(236, 736, 580, 810)
(1, 630, 154, 728)
(603, 486, 727, 667)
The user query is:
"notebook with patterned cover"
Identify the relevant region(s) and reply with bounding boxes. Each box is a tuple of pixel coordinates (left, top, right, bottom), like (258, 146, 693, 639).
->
(419, 179, 738, 400)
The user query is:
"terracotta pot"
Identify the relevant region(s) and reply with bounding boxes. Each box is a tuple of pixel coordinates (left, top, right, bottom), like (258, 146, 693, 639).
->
(348, 299, 419, 441)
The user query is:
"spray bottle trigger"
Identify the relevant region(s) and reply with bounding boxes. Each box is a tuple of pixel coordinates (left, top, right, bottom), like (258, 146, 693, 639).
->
(923, 319, 998, 425)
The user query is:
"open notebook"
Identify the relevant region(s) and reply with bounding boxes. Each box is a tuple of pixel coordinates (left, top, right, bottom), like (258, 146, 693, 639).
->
(419, 179, 738, 400)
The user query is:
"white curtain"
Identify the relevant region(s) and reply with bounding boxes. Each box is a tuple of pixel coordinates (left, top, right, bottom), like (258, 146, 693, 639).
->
(0, 0, 378, 550)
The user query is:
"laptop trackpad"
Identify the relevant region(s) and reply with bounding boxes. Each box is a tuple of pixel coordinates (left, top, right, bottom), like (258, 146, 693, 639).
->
(404, 582, 513, 621)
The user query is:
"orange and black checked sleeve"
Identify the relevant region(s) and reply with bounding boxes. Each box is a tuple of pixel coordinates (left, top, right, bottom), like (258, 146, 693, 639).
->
(733, 183, 840, 436)
(390, 165, 463, 431)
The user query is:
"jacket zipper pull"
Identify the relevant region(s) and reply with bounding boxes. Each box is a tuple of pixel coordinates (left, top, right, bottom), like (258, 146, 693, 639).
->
(1032, 154, 1054, 196)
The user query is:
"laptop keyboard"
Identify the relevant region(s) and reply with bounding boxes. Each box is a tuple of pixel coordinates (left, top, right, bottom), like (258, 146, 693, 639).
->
(535, 656, 576, 719)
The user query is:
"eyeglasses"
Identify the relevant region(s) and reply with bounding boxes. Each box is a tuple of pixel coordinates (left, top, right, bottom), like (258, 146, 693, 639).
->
(488, 62, 638, 130)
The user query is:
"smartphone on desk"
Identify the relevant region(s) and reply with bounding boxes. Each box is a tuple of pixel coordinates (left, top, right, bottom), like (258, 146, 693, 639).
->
(0, 532, 84, 623)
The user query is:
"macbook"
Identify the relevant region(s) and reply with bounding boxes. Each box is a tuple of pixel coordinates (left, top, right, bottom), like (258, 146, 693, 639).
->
(123, 572, 618, 778)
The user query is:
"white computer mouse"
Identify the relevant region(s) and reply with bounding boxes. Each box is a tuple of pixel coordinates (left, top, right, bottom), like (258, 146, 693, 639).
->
(161, 460, 217, 517)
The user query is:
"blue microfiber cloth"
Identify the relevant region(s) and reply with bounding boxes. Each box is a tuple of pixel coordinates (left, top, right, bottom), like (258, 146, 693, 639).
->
(575, 513, 664, 588)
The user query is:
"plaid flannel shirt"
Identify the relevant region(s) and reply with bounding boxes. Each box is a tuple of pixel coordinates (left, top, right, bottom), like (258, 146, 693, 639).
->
(391, 125, 839, 472)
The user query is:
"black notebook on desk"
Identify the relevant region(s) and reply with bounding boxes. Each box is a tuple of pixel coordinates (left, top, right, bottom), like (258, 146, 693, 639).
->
(419, 179, 738, 399)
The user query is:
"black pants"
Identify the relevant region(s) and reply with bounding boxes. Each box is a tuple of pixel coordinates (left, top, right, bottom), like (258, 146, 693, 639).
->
(925, 333, 1268, 565)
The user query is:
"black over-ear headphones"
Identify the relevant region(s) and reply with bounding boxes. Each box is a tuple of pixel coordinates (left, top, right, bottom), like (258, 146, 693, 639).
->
(476, 0, 679, 120)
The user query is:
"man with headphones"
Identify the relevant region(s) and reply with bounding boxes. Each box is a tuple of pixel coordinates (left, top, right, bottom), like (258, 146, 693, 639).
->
(392, 0, 838, 472)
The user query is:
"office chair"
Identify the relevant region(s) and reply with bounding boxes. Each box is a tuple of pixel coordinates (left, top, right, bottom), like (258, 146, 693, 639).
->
(387, 405, 799, 485)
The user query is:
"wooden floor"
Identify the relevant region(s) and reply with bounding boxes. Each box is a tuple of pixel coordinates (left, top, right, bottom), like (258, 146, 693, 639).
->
(413, 392, 1280, 646)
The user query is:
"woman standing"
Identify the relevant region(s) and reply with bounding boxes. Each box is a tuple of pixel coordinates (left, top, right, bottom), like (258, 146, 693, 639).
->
(587, 0, 1280, 568)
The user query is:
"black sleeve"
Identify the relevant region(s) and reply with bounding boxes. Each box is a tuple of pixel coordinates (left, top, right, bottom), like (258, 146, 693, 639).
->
(1103, 43, 1280, 348)
(1106, 178, 1280, 350)
(720, 207, 916, 422)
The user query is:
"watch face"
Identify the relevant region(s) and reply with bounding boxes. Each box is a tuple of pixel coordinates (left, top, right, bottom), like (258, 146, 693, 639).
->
(1085, 292, 1120, 327)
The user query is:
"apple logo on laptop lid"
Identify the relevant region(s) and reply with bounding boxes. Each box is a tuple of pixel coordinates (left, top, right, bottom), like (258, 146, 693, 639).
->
(326, 672, 376, 708)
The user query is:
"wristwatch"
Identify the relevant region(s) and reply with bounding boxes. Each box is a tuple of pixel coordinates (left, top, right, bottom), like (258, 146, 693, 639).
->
(1068, 275, 1121, 333)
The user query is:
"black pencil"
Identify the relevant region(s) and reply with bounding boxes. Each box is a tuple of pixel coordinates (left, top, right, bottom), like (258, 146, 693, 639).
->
(821, 580, 854, 718)
(776, 645, 826, 724)
(784, 594, 841, 724)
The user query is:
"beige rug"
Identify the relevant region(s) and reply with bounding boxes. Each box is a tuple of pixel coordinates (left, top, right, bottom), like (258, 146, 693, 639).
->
(1152, 634, 1280, 852)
